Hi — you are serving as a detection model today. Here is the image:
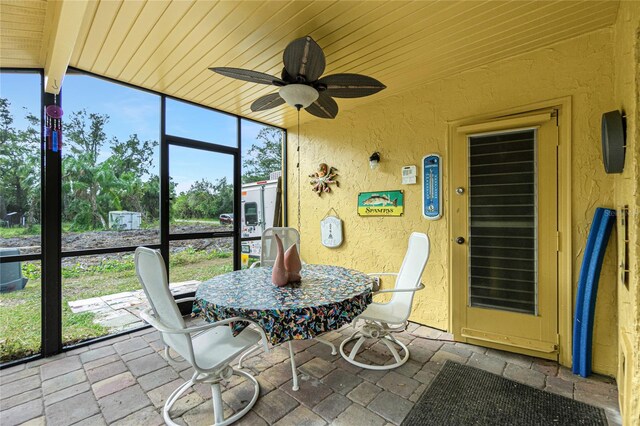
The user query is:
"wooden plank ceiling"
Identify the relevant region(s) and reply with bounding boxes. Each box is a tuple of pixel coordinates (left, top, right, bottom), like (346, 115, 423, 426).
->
(0, 0, 48, 67)
(1, 0, 621, 128)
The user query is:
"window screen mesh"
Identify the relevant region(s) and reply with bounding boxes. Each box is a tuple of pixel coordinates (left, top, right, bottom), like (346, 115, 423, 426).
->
(468, 129, 537, 315)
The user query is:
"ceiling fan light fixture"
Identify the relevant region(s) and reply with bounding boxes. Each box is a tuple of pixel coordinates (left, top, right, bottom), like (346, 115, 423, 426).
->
(279, 84, 319, 109)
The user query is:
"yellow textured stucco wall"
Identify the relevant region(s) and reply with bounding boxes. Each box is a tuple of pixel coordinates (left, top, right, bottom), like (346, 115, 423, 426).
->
(287, 29, 620, 375)
(613, 2, 640, 423)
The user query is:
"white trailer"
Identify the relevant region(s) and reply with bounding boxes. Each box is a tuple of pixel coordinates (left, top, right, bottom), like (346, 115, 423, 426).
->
(241, 178, 280, 264)
(108, 211, 142, 230)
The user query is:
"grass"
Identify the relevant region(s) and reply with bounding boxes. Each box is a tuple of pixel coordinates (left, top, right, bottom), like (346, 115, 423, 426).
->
(0, 219, 215, 239)
(0, 225, 41, 238)
(173, 218, 223, 226)
(0, 223, 79, 237)
(0, 249, 233, 362)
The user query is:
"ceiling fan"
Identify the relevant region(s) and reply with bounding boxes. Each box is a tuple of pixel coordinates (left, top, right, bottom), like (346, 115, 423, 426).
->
(210, 36, 386, 119)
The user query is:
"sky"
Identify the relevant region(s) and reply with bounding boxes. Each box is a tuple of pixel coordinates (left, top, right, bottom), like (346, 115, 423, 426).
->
(0, 72, 280, 194)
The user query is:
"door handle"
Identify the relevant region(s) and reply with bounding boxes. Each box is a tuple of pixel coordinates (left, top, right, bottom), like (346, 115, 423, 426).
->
(456, 237, 465, 245)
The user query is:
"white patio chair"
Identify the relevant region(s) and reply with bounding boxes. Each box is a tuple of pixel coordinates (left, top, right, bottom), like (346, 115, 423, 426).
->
(339, 232, 430, 370)
(250, 226, 302, 268)
(134, 247, 269, 426)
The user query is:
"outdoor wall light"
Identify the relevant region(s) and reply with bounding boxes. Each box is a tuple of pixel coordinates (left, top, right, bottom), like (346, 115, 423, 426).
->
(369, 152, 381, 169)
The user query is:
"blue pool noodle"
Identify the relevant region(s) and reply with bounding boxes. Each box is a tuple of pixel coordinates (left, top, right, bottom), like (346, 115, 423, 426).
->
(572, 208, 615, 377)
(572, 209, 603, 375)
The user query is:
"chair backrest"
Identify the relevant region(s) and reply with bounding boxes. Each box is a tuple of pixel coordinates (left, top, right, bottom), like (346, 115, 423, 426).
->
(391, 232, 431, 321)
(134, 247, 191, 359)
(260, 227, 301, 266)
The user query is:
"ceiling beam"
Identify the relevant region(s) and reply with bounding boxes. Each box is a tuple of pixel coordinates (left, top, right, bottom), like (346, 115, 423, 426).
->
(44, 0, 89, 94)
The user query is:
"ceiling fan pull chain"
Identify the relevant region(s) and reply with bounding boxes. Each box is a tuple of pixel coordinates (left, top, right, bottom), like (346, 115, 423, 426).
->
(297, 108, 302, 234)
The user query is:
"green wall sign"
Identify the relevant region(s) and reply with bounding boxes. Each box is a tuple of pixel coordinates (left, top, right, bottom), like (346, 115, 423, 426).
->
(357, 190, 404, 216)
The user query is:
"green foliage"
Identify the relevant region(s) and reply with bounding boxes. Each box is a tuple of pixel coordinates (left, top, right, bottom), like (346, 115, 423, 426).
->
(110, 134, 156, 179)
(171, 257, 233, 282)
(61, 258, 136, 278)
(169, 247, 231, 267)
(62, 109, 160, 230)
(139, 176, 172, 223)
(173, 177, 233, 220)
(0, 98, 41, 224)
(0, 224, 40, 238)
(242, 127, 283, 183)
(22, 261, 41, 279)
(0, 267, 42, 361)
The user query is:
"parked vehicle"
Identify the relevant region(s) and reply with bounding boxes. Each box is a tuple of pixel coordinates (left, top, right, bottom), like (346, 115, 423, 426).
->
(241, 178, 281, 265)
(219, 213, 234, 224)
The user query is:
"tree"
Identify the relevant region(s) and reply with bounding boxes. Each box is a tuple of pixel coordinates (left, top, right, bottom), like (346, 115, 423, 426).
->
(211, 177, 233, 217)
(138, 176, 173, 223)
(172, 177, 233, 220)
(63, 110, 111, 229)
(105, 134, 158, 223)
(173, 179, 216, 219)
(0, 98, 41, 224)
(110, 134, 156, 179)
(242, 127, 283, 183)
(65, 109, 107, 165)
(63, 109, 158, 230)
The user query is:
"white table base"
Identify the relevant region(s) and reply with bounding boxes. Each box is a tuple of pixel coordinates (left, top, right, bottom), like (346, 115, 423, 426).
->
(238, 337, 337, 392)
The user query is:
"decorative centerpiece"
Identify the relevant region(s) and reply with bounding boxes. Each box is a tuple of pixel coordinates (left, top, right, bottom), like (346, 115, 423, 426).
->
(271, 234, 302, 286)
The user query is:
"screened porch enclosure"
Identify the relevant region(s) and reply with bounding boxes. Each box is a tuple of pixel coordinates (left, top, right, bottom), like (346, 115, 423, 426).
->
(0, 70, 286, 363)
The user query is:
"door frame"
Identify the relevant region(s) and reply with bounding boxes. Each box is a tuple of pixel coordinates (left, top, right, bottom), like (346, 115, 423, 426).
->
(448, 97, 572, 367)
(162, 132, 241, 272)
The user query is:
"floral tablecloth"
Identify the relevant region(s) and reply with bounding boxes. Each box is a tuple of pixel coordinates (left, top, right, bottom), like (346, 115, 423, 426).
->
(194, 264, 374, 345)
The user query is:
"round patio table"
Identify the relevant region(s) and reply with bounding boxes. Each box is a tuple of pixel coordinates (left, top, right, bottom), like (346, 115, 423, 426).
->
(194, 264, 374, 344)
(194, 264, 374, 390)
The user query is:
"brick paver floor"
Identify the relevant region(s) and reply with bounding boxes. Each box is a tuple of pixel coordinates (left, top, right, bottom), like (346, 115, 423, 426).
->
(0, 322, 621, 425)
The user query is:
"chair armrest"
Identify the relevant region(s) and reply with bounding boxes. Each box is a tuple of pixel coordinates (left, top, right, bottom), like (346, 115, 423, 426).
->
(367, 272, 399, 277)
(140, 309, 270, 353)
(249, 261, 261, 268)
(174, 297, 196, 304)
(367, 272, 398, 292)
(374, 283, 425, 295)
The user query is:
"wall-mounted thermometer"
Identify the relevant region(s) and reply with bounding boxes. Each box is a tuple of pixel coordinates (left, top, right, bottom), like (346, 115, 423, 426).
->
(422, 154, 442, 220)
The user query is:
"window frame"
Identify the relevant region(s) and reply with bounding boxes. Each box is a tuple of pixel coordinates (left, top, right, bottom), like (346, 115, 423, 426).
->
(0, 66, 287, 367)
(244, 202, 259, 226)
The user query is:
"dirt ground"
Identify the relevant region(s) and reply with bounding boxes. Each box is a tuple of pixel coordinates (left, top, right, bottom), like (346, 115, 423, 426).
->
(0, 225, 234, 265)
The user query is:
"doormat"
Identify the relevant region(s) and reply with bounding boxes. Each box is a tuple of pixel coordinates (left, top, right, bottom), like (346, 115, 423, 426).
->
(401, 361, 607, 426)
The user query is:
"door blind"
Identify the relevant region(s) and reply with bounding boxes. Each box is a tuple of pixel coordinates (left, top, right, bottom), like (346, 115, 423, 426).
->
(468, 129, 537, 315)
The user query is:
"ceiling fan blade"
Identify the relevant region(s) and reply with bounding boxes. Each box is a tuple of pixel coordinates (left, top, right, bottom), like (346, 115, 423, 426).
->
(283, 36, 326, 83)
(210, 67, 284, 86)
(317, 73, 386, 98)
(281, 67, 295, 84)
(251, 93, 285, 112)
(305, 93, 338, 119)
